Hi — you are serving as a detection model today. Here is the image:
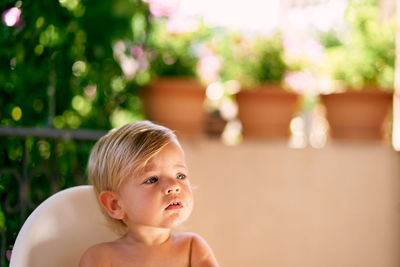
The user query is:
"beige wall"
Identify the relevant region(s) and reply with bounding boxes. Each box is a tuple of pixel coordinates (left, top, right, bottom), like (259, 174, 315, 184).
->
(177, 139, 400, 267)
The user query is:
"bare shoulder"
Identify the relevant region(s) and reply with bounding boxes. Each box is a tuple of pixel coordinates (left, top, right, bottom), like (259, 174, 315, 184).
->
(79, 242, 113, 267)
(182, 232, 220, 267)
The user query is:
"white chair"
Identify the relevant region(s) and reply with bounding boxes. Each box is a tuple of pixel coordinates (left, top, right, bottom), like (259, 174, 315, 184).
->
(9, 185, 119, 267)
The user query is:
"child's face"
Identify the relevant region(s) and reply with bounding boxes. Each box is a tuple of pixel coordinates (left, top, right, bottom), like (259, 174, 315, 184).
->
(117, 140, 193, 230)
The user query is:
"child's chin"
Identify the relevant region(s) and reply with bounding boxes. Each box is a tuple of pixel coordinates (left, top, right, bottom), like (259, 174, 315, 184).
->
(164, 212, 191, 228)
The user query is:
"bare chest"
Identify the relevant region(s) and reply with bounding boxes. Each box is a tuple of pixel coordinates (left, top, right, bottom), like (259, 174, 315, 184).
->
(110, 238, 191, 267)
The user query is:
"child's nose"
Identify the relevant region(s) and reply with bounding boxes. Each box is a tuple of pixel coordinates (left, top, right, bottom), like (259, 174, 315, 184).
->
(165, 182, 181, 194)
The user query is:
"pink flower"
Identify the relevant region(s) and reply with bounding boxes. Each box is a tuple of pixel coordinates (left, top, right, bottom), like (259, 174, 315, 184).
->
(2, 7, 21, 27)
(284, 70, 333, 95)
(120, 56, 138, 80)
(131, 45, 144, 59)
(144, 0, 178, 17)
(283, 36, 324, 65)
(131, 45, 150, 72)
(197, 47, 222, 84)
(284, 71, 312, 94)
(167, 14, 199, 34)
(6, 250, 12, 261)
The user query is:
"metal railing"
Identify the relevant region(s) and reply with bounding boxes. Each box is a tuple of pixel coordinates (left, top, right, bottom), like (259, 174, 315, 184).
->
(0, 126, 107, 267)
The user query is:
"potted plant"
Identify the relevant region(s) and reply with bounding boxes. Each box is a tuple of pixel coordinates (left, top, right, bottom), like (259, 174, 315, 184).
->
(219, 32, 299, 138)
(141, 17, 211, 137)
(320, 0, 394, 140)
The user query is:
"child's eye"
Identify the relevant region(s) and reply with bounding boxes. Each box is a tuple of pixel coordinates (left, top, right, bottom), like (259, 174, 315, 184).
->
(177, 174, 186, 180)
(144, 177, 158, 184)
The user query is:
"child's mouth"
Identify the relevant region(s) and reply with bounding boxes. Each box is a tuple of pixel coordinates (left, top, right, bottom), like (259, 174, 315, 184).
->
(165, 201, 183, 210)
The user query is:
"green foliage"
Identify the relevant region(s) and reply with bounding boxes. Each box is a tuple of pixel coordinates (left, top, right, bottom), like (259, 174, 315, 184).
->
(147, 19, 211, 78)
(1, 0, 151, 130)
(252, 35, 287, 84)
(0, 136, 96, 266)
(316, 29, 343, 49)
(0, 208, 5, 232)
(217, 31, 287, 89)
(323, 0, 396, 91)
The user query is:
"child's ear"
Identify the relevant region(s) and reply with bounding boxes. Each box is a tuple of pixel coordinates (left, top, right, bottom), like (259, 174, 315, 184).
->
(99, 191, 125, 220)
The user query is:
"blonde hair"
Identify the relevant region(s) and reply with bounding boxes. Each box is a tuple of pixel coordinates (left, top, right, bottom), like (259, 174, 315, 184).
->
(88, 121, 177, 235)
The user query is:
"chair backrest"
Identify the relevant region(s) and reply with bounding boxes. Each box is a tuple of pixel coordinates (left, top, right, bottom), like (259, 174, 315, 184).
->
(9, 185, 119, 267)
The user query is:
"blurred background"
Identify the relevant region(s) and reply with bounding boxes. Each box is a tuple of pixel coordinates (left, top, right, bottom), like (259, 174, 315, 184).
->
(1, 0, 399, 266)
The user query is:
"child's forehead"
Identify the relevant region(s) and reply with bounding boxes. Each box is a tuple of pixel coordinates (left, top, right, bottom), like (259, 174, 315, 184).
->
(141, 150, 187, 172)
(134, 140, 185, 169)
(143, 161, 187, 171)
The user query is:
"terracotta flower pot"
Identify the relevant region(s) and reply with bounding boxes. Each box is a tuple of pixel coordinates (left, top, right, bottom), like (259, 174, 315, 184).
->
(320, 90, 393, 140)
(236, 83, 299, 138)
(141, 77, 206, 137)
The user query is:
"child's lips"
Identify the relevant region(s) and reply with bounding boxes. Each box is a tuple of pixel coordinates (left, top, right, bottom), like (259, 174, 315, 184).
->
(165, 200, 183, 210)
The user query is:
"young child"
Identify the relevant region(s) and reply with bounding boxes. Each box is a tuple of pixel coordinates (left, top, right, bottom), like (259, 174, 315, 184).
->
(79, 121, 219, 267)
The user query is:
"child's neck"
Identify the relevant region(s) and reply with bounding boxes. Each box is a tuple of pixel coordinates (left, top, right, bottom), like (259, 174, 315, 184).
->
(123, 225, 172, 246)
